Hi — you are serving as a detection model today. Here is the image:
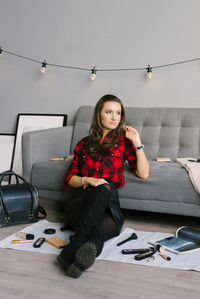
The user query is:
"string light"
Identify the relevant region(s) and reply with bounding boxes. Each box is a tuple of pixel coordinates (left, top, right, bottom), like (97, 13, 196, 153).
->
(146, 64, 152, 78)
(1, 46, 200, 79)
(41, 59, 47, 73)
(90, 67, 96, 80)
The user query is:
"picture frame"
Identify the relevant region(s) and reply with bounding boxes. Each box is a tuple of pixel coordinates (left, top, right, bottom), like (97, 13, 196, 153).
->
(0, 134, 15, 182)
(11, 113, 67, 179)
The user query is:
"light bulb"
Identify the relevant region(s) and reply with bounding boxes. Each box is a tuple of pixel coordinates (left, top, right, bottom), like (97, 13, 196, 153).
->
(41, 59, 47, 73)
(90, 67, 96, 80)
(146, 64, 152, 78)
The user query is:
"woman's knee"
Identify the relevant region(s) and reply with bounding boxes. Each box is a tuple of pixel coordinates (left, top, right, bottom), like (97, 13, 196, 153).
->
(97, 182, 113, 191)
(89, 183, 113, 204)
(92, 183, 112, 197)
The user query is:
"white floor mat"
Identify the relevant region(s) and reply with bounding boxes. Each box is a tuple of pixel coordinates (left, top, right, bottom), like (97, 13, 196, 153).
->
(0, 220, 200, 271)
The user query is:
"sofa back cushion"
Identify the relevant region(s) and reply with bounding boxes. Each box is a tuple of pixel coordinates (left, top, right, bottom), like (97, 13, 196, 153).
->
(71, 106, 200, 161)
(70, 106, 93, 154)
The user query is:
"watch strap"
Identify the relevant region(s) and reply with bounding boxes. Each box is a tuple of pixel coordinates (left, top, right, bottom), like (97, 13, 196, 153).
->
(135, 144, 144, 151)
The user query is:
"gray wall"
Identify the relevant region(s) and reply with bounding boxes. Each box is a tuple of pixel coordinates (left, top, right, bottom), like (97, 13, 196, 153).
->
(0, 0, 200, 133)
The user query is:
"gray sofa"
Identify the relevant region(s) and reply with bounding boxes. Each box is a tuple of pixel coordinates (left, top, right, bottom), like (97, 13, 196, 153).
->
(22, 106, 200, 217)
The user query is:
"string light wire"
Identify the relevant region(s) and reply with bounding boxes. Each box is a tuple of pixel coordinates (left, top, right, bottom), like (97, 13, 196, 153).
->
(1, 47, 200, 74)
(2, 49, 91, 71)
(152, 57, 200, 69)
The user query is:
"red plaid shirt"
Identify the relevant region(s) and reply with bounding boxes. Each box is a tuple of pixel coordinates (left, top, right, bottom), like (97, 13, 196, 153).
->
(66, 132, 137, 189)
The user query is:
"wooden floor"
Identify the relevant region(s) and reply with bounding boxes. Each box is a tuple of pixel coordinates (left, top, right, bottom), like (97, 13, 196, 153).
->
(0, 198, 200, 299)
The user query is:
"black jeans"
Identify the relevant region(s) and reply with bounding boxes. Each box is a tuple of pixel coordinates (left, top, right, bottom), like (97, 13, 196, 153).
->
(64, 182, 124, 256)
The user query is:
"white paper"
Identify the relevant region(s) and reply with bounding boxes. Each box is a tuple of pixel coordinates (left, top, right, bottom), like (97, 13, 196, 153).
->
(1, 221, 200, 271)
(0, 220, 72, 255)
(97, 228, 200, 271)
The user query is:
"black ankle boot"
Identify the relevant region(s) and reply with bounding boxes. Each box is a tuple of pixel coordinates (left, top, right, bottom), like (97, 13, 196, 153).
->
(66, 241, 97, 278)
(57, 237, 83, 269)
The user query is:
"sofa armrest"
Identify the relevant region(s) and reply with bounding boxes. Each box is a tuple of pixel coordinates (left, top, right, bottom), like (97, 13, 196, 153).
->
(22, 126, 73, 182)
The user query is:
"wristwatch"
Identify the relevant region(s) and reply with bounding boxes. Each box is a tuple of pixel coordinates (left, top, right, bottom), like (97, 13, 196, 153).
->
(135, 144, 144, 151)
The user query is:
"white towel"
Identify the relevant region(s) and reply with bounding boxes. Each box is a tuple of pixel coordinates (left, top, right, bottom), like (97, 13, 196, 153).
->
(177, 158, 200, 194)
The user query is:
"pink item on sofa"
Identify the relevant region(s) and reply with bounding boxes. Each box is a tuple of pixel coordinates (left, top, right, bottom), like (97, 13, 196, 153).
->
(177, 158, 200, 194)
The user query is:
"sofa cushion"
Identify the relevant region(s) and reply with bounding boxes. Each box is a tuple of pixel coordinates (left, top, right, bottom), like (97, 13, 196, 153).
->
(32, 159, 200, 206)
(118, 161, 200, 205)
(31, 161, 71, 191)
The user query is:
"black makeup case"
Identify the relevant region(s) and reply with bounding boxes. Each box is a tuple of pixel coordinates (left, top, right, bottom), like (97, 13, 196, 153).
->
(0, 171, 46, 227)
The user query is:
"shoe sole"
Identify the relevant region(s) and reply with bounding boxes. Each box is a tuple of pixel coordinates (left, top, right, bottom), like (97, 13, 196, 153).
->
(66, 242, 97, 278)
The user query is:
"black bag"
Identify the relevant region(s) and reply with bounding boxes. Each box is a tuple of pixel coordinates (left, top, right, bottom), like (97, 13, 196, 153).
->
(0, 170, 46, 227)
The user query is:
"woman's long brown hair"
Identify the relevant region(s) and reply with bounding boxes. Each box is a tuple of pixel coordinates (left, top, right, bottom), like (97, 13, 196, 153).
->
(85, 94, 126, 159)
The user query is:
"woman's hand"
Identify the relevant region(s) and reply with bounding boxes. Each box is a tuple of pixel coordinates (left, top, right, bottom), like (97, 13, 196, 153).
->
(85, 177, 108, 187)
(125, 126, 149, 179)
(69, 176, 108, 188)
(125, 126, 142, 147)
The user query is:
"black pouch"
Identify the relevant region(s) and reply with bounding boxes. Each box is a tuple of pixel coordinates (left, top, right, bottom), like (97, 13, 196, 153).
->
(0, 170, 46, 227)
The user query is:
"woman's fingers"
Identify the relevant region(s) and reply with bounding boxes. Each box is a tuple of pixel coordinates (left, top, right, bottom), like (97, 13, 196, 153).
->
(94, 178, 108, 187)
(95, 179, 107, 186)
(87, 177, 108, 187)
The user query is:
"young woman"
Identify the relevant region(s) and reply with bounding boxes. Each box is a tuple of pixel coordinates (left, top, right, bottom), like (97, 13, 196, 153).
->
(57, 94, 149, 278)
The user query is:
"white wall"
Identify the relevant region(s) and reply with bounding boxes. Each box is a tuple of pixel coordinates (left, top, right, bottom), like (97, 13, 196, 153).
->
(0, 0, 200, 132)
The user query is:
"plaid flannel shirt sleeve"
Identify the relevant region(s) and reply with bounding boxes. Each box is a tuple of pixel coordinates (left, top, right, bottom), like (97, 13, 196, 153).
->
(123, 137, 137, 173)
(65, 141, 82, 188)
